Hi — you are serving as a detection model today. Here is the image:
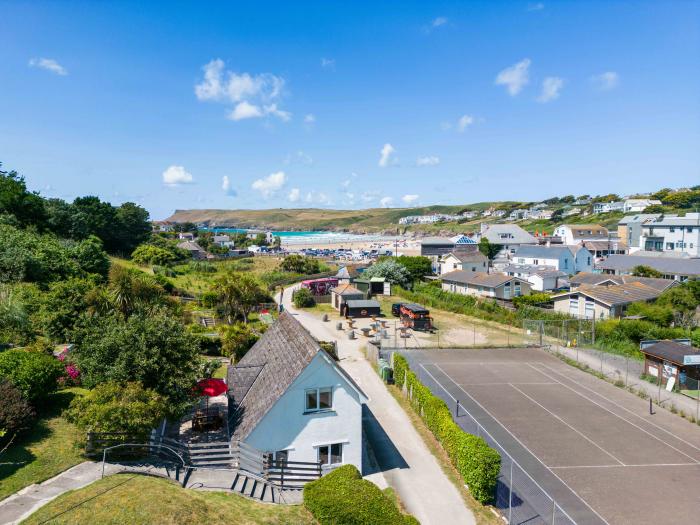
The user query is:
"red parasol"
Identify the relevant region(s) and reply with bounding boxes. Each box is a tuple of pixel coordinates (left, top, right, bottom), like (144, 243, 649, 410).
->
(196, 378, 227, 397)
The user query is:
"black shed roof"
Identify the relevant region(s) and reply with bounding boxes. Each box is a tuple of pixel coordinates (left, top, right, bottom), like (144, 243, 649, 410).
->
(641, 340, 700, 366)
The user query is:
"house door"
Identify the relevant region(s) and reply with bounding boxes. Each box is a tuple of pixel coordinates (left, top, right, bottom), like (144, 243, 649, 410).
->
(503, 283, 511, 299)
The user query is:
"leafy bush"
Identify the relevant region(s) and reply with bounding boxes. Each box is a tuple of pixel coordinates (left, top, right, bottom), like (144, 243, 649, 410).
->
(394, 255, 433, 282)
(513, 293, 552, 308)
(362, 259, 412, 288)
(0, 349, 63, 403)
(0, 379, 36, 435)
(293, 288, 316, 308)
(393, 354, 500, 503)
(281, 255, 320, 274)
(131, 244, 179, 266)
(66, 381, 167, 434)
(303, 464, 418, 525)
(219, 323, 259, 362)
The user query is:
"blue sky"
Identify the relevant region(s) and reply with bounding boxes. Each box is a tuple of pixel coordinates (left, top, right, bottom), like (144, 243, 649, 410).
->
(1, 1, 699, 219)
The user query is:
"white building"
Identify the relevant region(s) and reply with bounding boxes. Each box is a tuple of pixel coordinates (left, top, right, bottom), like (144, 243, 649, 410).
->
(213, 234, 234, 248)
(227, 312, 368, 470)
(553, 224, 609, 245)
(638, 213, 700, 257)
(593, 201, 625, 214)
(502, 264, 566, 291)
(623, 199, 662, 213)
(513, 244, 593, 276)
(439, 251, 489, 275)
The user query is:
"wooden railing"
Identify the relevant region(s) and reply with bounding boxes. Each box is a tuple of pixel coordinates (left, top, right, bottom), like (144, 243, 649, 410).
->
(264, 458, 323, 488)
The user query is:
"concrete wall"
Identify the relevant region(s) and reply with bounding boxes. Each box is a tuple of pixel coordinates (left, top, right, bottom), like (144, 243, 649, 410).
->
(244, 352, 364, 471)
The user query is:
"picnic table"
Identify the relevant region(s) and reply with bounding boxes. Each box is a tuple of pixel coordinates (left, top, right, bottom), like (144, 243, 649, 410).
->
(192, 407, 223, 432)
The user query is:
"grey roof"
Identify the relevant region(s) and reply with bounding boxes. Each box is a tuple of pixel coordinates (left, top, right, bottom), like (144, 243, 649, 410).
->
(480, 224, 537, 245)
(554, 282, 665, 307)
(335, 266, 359, 279)
(596, 255, 700, 277)
(643, 212, 700, 227)
(569, 272, 676, 292)
(440, 270, 526, 288)
(420, 237, 455, 246)
(503, 264, 566, 279)
(346, 300, 381, 309)
(641, 340, 699, 365)
(226, 312, 366, 441)
(515, 245, 578, 259)
(445, 251, 488, 263)
(618, 214, 661, 225)
(176, 240, 205, 251)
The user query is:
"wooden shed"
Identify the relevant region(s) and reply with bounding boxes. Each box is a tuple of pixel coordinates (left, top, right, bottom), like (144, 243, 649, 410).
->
(345, 300, 381, 318)
(640, 340, 700, 394)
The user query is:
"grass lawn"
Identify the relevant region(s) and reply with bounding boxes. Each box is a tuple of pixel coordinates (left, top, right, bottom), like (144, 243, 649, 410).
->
(0, 388, 87, 501)
(21, 474, 317, 525)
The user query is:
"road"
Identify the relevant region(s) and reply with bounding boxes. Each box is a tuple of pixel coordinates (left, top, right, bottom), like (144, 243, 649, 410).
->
(277, 286, 476, 525)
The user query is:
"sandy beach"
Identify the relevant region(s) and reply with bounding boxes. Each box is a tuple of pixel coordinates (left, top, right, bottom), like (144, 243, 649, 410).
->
(281, 236, 421, 255)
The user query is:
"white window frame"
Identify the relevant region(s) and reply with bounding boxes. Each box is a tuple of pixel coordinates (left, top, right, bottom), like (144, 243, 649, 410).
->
(305, 387, 333, 413)
(317, 442, 343, 466)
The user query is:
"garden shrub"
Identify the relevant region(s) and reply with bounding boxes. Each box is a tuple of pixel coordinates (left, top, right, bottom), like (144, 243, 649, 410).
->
(393, 354, 500, 504)
(293, 288, 316, 308)
(219, 323, 259, 362)
(0, 349, 63, 404)
(303, 464, 418, 525)
(0, 379, 36, 435)
(66, 381, 168, 434)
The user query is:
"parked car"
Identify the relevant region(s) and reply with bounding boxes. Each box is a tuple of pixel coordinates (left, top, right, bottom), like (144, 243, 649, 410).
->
(391, 303, 404, 317)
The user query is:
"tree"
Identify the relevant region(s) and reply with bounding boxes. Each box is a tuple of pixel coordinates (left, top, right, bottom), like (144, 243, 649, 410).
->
(643, 204, 665, 214)
(272, 236, 282, 249)
(281, 255, 320, 274)
(0, 379, 35, 435)
(71, 313, 201, 410)
(88, 265, 168, 319)
(362, 259, 411, 288)
(478, 238, 501, 260)
(214, 272, 269, 324)
(219, 323, 260, 362)
(254, 233, 268, 246)
(0, 166, 48, 229)
(66, 381, 168, 434)
(293, 287, 316, 308)
(0, 349, 63, 404)
(631, 265, 662, 278)
(114, 202, 151, 255)
(549, 209, 564, 222)
(40, 278, 95, 342)
(0, 284, 32, 344)
(656, 286, 698, 329)
(71, 235, 110, 279)
(395, 255, 433, 282)
(131, 244, 179, 265)
(70, 196, 118, 249)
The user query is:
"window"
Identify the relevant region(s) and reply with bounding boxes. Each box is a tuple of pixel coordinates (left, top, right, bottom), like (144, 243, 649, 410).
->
(563, 259, 568, 269)
(687, 227, 693, 233)
(666, 242, 674, 250)
(569, 296, 579, 315)
(273, 450, 288, 465)
(318, 443, 343, 465)
(514, 282, 521, 296)
(305, 387, 333, 413)
(533, 259, 539, 265)
(670, 227, 675, 233)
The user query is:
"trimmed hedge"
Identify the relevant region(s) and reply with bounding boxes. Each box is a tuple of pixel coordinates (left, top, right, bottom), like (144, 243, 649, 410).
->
(303, 464, 418, 525)
(393, 354, 500, 503)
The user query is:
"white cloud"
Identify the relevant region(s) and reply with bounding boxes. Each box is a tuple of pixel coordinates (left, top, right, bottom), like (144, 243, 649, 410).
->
(221, 176, 237, 196)
(361, 190, 380, 203)
(285, 150, 313, 165)
(379, 196, 394, 208)
(304, 191, 332, 206)
(402, 194, 419, 205)
(251, 171, 286, 198)
(195, 59, 290, 122)
(304, 113, 316, 124)
(537, 77, 564, 103)
(527, 3, 545, 11)
(321, 58, 335, 69)
(162, 166, 194, 186)
(432, 17, 448, 27)
(28, 57, 67, 76)
(416, 156, 440, 166)
(591, 71, 619, 91)
(288, 188, 301, 202)
(229, 101, 263, 120)
(378, 143, 397, 167)
(495, 58, 531, 96)
(458, 114, 474, 132)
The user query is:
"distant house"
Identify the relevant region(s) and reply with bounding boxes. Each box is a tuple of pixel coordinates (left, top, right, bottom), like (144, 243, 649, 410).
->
(551, 281, 672, 319)
(440, 271, 531, 300)
(477, 224, 538, 257)
(596, 254, 700, 282)
(623, 199, 662, 213)
(178, 232, 195, 241)
(420, 236, 478, 273)
(227, 312, 367, 470)
(638, 213, 700, 257)
(581, 239, 627, 259)
(553, 224, 609, 245)
(593, 201, 625, 214)
(439, 251, 488, 275)
(213, 234, 234, 248)
(502, 264, 566, 292)
(617, 214, 661, 250)
(152, 220, 174, 232)
(331, 284, 365, 315)
(513, 244, 592, 276)
(335, 265, 360, 284)
(246, 230, 275, 244)
(177, 240, 208, 260)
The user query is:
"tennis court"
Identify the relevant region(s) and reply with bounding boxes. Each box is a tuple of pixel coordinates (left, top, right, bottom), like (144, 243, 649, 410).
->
(398, 347, 700, 525)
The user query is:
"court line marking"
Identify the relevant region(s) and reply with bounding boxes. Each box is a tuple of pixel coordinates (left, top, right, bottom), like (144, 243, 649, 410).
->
(530, 364, 700, 464)
(550, 462, 700, 469)
(426, 363, 611, 525)
(536, 363, 700, 457)
(458, 382, 558, 386)
(508, 383, 625, 466)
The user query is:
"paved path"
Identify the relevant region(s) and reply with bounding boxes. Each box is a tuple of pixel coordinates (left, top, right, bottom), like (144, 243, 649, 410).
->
(0, 461, 126, 525)
(278, 286, 475, 525)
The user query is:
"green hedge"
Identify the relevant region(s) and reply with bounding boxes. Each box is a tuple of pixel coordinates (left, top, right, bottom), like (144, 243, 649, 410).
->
(393, 354, 500, 503)
(303, 465, 418, 525)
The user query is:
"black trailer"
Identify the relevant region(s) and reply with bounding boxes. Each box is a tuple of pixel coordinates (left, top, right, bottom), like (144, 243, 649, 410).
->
(400, 303, 433, 331)
(345, 299, 381, 318)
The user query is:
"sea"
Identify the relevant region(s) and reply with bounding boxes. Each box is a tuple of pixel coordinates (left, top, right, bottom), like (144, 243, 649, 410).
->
(204, 228, 404, 246)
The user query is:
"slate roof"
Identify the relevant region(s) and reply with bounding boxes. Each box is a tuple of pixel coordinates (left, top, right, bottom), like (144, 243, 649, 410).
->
(346, 300, 381, 309)
(596, 255, 700, 277)
(332, 283, 364, 295)
(444, 251, 488, 263)
(479, 224, 537, 245)
(226, 311, 366, 441)
(515, 245, 577, 259)
(176, 240, 205, 252)
(420, 237, 455, 246)
(641, 340, 699, 366)
(569, 272, 676, 292)
(502, 264, 566, 279)
(440, 270, 526, 288)
(554, 281, 664, 307)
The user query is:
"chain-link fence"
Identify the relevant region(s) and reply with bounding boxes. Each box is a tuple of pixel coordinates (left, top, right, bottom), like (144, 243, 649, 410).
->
(523, 319, 595, 348)
(400, 357, 577, 525)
